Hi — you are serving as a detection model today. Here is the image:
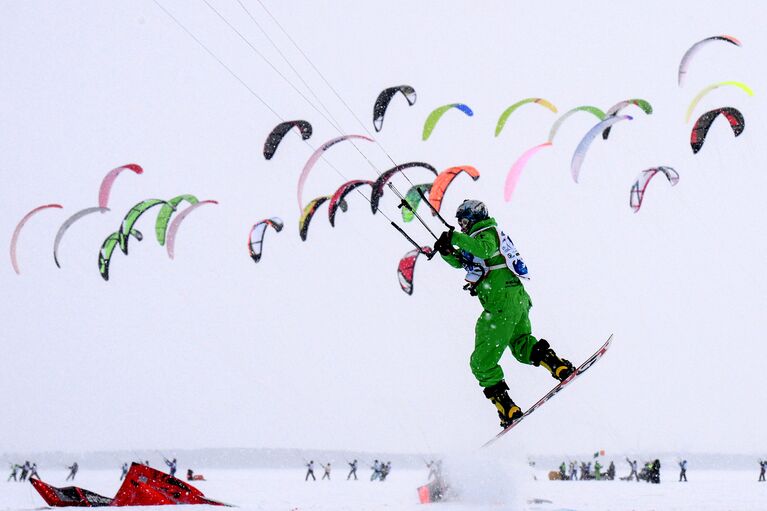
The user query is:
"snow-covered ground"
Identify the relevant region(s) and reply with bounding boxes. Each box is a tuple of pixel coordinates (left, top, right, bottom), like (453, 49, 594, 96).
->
(4, 465, 766, 511)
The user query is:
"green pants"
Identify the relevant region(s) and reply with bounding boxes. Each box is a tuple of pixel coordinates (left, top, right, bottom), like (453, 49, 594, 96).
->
(470, 272, 538, 388)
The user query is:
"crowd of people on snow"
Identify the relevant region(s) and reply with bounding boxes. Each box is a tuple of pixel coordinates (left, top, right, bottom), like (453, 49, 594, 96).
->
(6, 461, 41, 482)
(551, 457, 767, 484)
(553, 458, 669, 483)
(7, 457, 207, 484)
(303, 459, 393, 481)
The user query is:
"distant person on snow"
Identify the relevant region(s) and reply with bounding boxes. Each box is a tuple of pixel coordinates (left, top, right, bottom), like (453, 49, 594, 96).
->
(426, 460, 437, 480)
(649, 459, 661, 484)
(594, 460, 602, 480)
(607, 461, 616, 481)
(321, 462, 331, 480)
(305, 460, 316, 481)
(380, 462, 391, 481)
(120, 463, 129, 480)
(187, 469, 205, 481)
(678, 460, 688, 482)
(559, 462, 567, 480)
(65, 462, 79, 481)
(164, 458, 177, 478)
(434, 199, 574, 428)
(347, 459, 358, 480)
(569, 461, 577, 480)
(7, 463, 19, 482)
(28, 463, 39, 480)
(370, 460, 381, 481)
(758, 460, 765, 482)
(626, 458, 639, 482)
(19, 461, 30, 482)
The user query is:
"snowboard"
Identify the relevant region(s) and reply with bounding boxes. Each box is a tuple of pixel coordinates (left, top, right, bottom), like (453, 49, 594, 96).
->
(482, 333, 613, 448)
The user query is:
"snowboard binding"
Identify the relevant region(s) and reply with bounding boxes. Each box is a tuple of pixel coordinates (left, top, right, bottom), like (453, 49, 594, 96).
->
(531, 339, 574, 382)
(483, 380, 523, 428)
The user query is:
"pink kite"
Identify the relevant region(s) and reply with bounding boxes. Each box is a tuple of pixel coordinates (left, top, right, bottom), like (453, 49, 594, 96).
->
(297, 135, 373, 211)
(504, 142, 552, 202)
(166, 200, 219, 259)
(10, 204, 63, 274)
(98, 164, 143, 208)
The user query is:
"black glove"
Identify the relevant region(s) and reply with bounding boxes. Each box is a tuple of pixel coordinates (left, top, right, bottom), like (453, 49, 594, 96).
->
(433, 229, 454, 255)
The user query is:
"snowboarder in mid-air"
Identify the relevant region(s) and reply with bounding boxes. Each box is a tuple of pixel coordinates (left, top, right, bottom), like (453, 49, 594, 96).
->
(434, 200, 575, 428)
(65, 462, 78, 481)
(347, 459, 358, 480)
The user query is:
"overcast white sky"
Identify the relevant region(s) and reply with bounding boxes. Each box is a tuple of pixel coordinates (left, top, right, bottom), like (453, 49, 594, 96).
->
(0, 1, 765, 459)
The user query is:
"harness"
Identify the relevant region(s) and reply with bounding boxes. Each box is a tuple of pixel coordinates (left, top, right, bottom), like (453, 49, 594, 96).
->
(460, 225, 526, 294)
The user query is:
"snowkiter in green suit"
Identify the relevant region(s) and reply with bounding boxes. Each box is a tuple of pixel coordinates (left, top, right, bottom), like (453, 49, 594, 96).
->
(433, 199, 574, 428)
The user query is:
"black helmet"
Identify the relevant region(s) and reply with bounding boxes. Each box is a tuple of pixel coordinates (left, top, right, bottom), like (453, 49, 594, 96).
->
(456, 199, 488, 230)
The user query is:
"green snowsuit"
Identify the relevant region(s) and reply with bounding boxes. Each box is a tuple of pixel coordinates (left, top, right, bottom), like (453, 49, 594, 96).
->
(440, 217, 538, 388)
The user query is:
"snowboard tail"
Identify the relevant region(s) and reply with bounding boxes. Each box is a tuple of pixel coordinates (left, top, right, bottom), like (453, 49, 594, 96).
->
(482, 333, 613, 447)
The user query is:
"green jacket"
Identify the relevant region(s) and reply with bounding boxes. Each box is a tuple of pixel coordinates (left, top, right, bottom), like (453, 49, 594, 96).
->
(440, 217, 522, 297)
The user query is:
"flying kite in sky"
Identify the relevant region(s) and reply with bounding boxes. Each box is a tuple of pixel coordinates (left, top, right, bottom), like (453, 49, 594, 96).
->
(685, 81, 753, 122)
(690, 107, 745, 154)
(570, 116, 632, 183)
(10, 203, 63, 275)
(397, 246, 432, 295)
(263, 120, 312, 160)
(678, 35, 741, 87)
(602, 99, 652, 139)
(428, 166, 480, 213)
(118, 199, 167, 254)
(495, 98, 557, 137)
(629, 167, 679, 212)
(98, 229, 143, 281)
(548, 106, 606, 142)
(155, 194, 199, 246)
(422, 103, 474, 141)
(373, 85, 417, 132)
(297, 134, 374, 211)
(248, 217, 284, 263)
(53, 207, 109, 268)
(166, 200, 219, 259)
(504, 142, 553, 202)
(369, 162, 437, 214)
(328, 179, 374, 227)
(98, 164, 143, 208)
(401, 183, 432, 223)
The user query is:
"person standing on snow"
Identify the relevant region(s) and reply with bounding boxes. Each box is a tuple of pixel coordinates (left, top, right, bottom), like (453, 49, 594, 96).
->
(347, 459, 358, 480)
(120, 462, 129, 480)
(594, 460, 603, 480)
(678, 460, 688, 482)
(164, 458, 177, 478)
(434, 200, 574, 428)
(321, 462, 331, 480)
(7, 463, 20, 482)
(19, 461, 30, 482)
(65, 462, 78, 481)
(626, 458, 639, 482)
(370, 460, 381, 481)
(759, 460, 766, 482)
(305, 460, 316, 481)
(28, 463, 39, 480)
